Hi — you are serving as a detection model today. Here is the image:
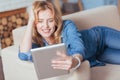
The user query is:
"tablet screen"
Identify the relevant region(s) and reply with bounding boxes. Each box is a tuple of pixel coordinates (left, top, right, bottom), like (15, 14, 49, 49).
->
(31, 43, 69, 79)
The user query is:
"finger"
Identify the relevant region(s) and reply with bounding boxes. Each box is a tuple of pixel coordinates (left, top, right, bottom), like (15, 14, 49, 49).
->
(51, 60, 72, 70)
(51, 60, 72, 67)
(53, 67, 68, 70)
(51, 64, 70, 70)
(52, 64, 71, 69)
(51, 60, 66, 65)
(56, 51, 66, 58)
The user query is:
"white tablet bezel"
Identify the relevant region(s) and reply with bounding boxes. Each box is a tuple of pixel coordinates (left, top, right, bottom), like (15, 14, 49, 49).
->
(31, 43, 69, 80)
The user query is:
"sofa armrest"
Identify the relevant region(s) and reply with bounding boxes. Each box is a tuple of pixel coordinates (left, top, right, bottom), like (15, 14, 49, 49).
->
(12, 26, 27, 46)
(1, 45, 90, 80)
(1, 46, 38, 80)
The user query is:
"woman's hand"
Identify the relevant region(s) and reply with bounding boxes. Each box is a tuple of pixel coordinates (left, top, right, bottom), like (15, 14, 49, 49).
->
(51, 51, 81, 71)
(28, 5, 35, 24)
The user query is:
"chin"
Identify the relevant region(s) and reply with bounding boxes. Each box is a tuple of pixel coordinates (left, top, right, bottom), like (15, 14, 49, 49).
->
(43, 34, 51, 38)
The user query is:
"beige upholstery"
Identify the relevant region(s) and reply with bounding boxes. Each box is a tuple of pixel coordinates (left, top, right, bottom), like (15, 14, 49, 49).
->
(62, 5, 120, 30)
(12, 26, 26, 46)
(2, 5, 120, 80)
(13, 5, 120, 46)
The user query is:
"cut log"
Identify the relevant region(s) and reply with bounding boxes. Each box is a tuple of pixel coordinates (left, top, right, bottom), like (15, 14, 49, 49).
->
(1, 18, 7, 25)
(8, 22, 13, 28)
(3, 31, 9, 38)
(0, 25, 3, 31)
(16, 18, 22, 25)
(11, 15, 17, 23)
(4, 37, 12, 46)
(23, 12, 29, 20)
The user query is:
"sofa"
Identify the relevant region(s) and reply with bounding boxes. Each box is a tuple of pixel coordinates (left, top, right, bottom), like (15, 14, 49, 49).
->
(1, 5, 120, 80)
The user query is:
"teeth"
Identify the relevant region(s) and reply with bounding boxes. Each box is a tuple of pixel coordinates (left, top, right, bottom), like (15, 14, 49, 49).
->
(43, 29, 50, 33)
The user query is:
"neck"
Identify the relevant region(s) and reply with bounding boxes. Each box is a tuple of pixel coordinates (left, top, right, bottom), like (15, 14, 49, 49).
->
(44, 37, 56, 45)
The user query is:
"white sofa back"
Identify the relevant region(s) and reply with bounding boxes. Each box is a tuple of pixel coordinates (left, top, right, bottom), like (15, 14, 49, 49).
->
(12, 5, 120, 46)
(62, 5, 120, 30)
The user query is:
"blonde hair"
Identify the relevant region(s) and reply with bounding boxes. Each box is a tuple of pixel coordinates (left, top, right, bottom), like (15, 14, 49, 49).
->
(32, 1, 63, 46)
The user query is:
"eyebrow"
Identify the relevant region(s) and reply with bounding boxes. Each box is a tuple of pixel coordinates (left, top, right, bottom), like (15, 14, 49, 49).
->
(38, 18, 54, 20)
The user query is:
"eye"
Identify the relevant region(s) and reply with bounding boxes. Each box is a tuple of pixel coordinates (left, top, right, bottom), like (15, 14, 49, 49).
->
(38, 20, 43, 23)
(48, 19, 54, 22)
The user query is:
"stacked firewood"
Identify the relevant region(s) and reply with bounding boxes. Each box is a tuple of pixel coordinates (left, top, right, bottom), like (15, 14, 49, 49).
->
(0, 8, 29, 48)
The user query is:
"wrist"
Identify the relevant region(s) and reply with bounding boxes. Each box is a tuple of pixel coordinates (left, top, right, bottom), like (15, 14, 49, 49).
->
(70, 55, 81, 72)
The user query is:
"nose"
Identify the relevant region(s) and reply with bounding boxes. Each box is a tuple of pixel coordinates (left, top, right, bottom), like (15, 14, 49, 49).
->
(43, 21, 49, 28)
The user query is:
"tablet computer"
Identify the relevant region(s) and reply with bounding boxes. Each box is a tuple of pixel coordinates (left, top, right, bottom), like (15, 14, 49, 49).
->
(31, 43, 69, 80)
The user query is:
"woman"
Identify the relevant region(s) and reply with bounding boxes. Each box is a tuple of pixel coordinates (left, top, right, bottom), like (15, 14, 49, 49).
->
(19, 1, 120, 69)
(19, 1, 83, 71)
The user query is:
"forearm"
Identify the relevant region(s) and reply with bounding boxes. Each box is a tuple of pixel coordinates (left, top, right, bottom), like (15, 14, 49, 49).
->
(20, 19, 33, 52)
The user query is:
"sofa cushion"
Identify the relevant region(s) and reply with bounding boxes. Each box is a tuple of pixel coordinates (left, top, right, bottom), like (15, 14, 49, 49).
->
(91, 64, 120, 80)
(62, 5, 120, 30)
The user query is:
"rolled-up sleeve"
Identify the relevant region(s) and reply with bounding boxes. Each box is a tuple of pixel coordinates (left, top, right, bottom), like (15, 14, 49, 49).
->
(18, 50, 32, 61)
(18, 43, 40, 61)
(63, 20, 85, 58)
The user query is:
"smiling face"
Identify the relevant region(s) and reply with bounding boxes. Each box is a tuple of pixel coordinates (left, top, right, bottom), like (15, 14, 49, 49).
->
(32, 1, 63, 46)
(36, 9, 56, 40)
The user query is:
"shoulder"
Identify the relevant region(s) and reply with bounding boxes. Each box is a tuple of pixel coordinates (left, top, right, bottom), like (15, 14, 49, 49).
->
(63, 20, 76, 26)
(61, 20, 80, 36)
(62, 20, 78, 31)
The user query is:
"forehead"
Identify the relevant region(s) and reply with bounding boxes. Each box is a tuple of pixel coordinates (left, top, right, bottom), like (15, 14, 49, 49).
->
(38, 9, 54, 19)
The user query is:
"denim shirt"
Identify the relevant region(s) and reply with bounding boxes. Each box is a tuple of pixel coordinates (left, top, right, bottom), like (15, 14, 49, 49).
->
(18, 20, 85, 62)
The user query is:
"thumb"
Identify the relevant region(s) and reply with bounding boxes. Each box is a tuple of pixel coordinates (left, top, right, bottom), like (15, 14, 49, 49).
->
(56, 51, 66, 58)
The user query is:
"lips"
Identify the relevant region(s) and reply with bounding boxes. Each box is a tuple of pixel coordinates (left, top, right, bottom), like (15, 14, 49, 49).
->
(42, 29, 51, 33)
